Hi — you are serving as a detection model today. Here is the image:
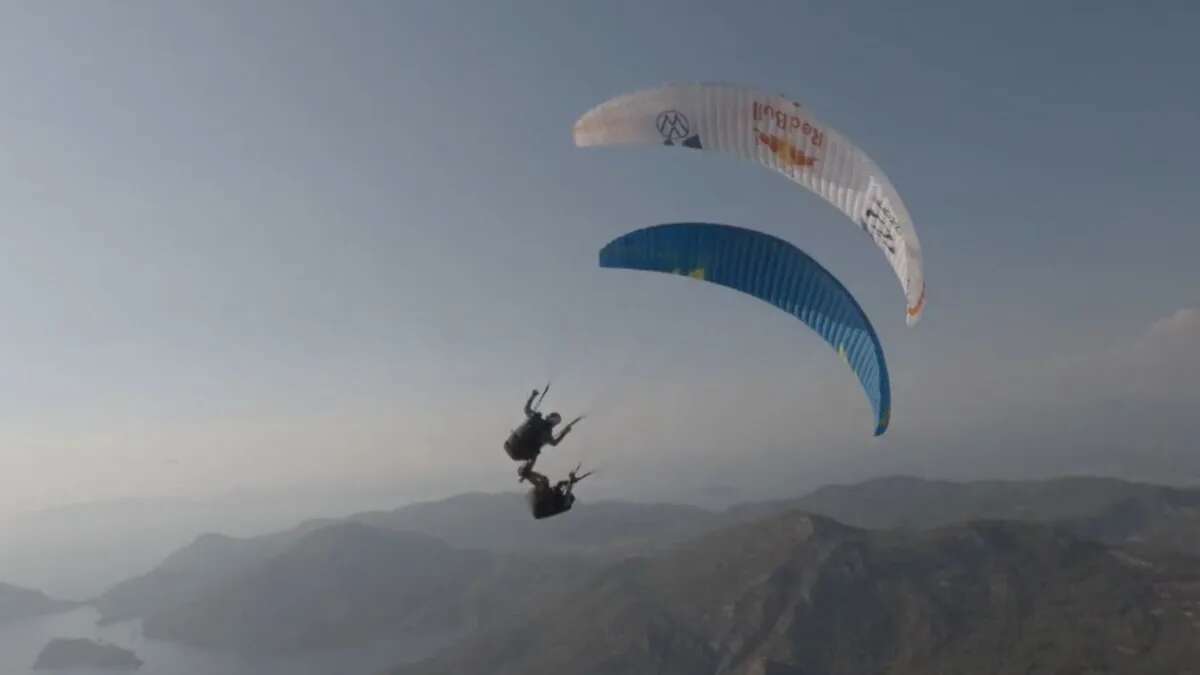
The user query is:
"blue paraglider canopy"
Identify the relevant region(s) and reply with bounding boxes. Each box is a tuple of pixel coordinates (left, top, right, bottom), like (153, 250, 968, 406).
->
(598, 222, 892, 435)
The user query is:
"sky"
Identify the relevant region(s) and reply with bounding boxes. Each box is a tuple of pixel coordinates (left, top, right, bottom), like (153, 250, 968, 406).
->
(0, 0, 1197, 516)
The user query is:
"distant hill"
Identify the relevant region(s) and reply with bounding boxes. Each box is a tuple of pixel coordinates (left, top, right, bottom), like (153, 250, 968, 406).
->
(0, 490, 410, 599)
(93, 475, 1200, 659)
(729, 475, 1200, 555)
(0, 582, 77, 624)
(141, 522, 600, 654)
(95, 493, 712, 624)
(350, 491, 716, 556)
(93, 522, 325, 623)
(33, 638, 141, 671)
(393, 512, 1200, 675)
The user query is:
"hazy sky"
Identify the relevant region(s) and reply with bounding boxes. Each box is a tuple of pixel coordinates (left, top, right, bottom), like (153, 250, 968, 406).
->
(1, 1, 1197, 515)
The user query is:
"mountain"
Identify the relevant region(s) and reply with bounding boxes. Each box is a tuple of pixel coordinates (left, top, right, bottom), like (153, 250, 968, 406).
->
(0, 490, 411, 599)
(0, 582, 77, 623)
(350, 491, 716, 556)
(95, 476, 1200, 629)
(93, 523, 326, 623)
(141, 522, 600, 654)
(32, 638, 142, 671)
(394, 511, 1200, 675)
(95, 492, 712, 624)
(732, 475, 1200, 555)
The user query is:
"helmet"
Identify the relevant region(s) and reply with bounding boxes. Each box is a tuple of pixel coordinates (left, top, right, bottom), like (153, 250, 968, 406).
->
(546, 412, 562, 426)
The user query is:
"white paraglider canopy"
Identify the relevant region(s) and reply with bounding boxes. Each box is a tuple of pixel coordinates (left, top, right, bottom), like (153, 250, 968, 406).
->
(574, 82, 926, 325)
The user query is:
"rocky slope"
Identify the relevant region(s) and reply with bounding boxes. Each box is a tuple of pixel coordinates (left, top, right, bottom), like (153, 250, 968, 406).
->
(394, 512, 1200, 675)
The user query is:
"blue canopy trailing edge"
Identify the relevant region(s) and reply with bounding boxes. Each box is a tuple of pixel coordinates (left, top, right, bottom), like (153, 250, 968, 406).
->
(598, 222, 892, 436)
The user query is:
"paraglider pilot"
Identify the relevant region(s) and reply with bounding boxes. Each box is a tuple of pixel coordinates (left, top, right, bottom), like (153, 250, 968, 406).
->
(503, 385, 582, 475)
(519, 462, 592, 520)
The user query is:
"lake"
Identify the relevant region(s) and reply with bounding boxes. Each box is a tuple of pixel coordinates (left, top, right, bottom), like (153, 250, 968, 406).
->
(0, 607, 453, 674)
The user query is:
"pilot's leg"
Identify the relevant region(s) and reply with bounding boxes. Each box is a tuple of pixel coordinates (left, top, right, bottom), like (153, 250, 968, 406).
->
(523, 468, 551, 491)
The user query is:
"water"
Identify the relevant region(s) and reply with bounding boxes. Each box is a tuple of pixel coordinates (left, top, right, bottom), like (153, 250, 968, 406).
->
(0, 607, 453, 674)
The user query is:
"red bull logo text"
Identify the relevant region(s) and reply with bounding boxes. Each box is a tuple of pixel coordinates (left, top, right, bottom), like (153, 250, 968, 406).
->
(752, 101, 824, 147)
(755, 130, 818, 171)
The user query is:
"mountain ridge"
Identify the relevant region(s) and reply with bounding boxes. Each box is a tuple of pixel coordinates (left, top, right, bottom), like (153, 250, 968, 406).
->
(0, 582, 78, 623)
(393, 510, 1200, 675)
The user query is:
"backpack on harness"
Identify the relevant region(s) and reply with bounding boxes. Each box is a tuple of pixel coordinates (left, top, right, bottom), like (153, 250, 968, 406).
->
(504, 415, 549, 462)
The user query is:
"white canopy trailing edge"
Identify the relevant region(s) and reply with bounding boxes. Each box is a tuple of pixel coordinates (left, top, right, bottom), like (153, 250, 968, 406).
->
(574, 82, 926, 325)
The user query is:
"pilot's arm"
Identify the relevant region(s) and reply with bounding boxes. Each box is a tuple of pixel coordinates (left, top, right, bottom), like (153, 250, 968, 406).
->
(548, 426, 573, 446)
(548, 416, 581, 446)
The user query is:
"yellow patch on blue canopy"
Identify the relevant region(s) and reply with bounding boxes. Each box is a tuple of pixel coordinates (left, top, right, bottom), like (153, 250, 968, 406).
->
(671, 266, 706, 280)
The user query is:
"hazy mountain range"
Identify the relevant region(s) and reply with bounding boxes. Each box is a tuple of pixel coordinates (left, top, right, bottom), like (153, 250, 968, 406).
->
(0, 489, 412, 599)
(0, 583, 77, 624)
(72, 474, 1200, 674)
(395, 513, 1200, 675)
(5, 475, 1198, 672)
